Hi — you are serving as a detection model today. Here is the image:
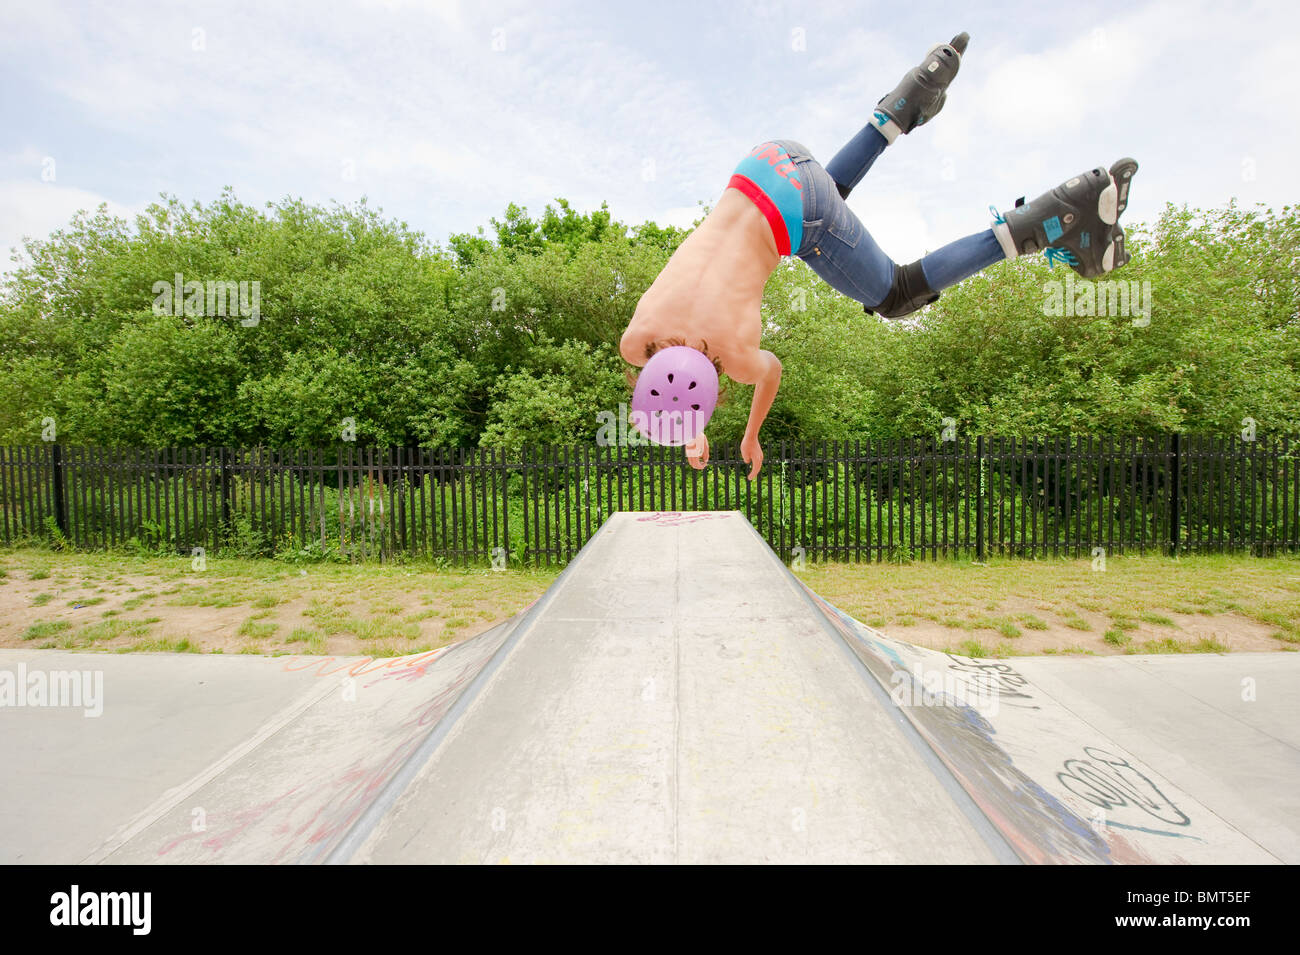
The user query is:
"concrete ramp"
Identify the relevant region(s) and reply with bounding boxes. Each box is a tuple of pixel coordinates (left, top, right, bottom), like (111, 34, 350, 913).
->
(88, 618, 520, 864)
(2, 510, 1293, 864)
(805, 589, 1285, 864)
(351, 511, 1009, 864)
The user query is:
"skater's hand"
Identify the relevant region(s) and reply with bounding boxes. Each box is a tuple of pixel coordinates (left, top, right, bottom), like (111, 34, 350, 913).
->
(686, 432, 710, 470)
(741, 433, 764, 481)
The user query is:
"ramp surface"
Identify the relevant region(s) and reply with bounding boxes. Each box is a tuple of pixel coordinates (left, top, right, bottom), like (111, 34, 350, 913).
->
(2, 511, 1295, 864)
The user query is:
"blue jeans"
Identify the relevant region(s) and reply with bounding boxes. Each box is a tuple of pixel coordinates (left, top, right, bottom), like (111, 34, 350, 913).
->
(770, 131, 1004, 309)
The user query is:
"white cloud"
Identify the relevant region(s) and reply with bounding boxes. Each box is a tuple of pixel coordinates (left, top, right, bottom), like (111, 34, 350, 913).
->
(0, 181, 139, 271)
(2, 0, 1299, 285)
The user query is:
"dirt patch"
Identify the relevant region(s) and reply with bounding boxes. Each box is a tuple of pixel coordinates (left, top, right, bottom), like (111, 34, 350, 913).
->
(799, 555, 1300, 657)
(886, 594, 1282, 656)
(3, 550, 1297, 659)
(0, 558, 555, 657)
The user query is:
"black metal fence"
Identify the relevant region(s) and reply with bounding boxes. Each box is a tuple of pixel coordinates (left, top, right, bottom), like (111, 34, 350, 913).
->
(1, 435, 1296, 564)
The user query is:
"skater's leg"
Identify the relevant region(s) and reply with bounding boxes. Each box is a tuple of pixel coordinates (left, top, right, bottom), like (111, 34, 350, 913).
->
(826, 32, 969, 200)
(807, 221, 1006, 317)
(751, 140, 1136, 319)
(808, 153, 1140, 316)
(874, 32, 968, 142)
(918, 230, 1005, 290)
(992, 158, 1140, 278)
(824, 125, 890, 200)
(797, 158, 1004, 317)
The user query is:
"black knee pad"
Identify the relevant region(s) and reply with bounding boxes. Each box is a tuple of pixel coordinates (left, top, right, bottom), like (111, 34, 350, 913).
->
(863, 260, 940, 319)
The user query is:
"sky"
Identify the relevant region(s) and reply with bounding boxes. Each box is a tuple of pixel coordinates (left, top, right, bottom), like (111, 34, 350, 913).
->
(1, 0, 1298, 276)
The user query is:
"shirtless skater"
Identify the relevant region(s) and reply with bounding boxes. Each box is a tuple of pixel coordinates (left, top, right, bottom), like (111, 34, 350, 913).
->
(620, 32, 1138, 480)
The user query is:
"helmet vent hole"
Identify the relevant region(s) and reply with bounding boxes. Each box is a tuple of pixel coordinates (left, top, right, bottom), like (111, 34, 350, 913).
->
(688, 381, 697, 389)
(691, 404, 700, 410)
(666, 373, 674, 383)
(650, 389, 659, 396)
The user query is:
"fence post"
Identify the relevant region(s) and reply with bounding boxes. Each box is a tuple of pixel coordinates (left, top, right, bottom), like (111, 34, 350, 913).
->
(975, 435, 985, 562)
(500, 447, 510, 566)
(1169, 432, 1181, 557)
(218, 447, 231, 549)
(49, 443, 67, 538)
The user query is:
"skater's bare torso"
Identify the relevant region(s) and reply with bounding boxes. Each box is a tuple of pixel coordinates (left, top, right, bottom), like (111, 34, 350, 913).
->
(620, 187, 785, 479)
(620, 187, 780, 385)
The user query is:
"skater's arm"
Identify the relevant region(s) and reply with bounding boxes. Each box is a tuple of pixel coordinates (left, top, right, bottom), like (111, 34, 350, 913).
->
(726, 348, 781, 480)
(685, 430, 710, 470)
(744, 350, 781, 434)
(619, 321, 653, 366)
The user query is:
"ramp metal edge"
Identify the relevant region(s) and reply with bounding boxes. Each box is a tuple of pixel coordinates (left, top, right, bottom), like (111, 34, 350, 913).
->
(735, 516, 1024, 865)
(321, 516, 622, 864)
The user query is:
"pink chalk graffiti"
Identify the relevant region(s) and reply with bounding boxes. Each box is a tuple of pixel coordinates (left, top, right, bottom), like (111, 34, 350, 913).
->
(634, 511, 723, 526)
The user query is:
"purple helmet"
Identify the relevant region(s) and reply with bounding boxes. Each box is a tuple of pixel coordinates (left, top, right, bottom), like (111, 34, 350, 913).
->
(630, 345, 719, 446)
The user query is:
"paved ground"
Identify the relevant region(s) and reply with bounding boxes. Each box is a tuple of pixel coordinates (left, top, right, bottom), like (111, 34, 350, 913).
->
(1, 511, 1295, 863)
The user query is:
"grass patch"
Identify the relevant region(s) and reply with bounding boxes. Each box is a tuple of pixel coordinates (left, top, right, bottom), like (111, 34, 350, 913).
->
(21, 620, 71, 641)
(119, 637, 200, 653)
(11, 547, 1289, 657)
(303, 598, 353, 635)
(1103, 628, 1131, 647)
(166, 588, 243, 608)
(285, 628, 326, 653)
(237, 616, 280, 640)
(303, 598, 420, 641)
(121, 592, 158, 610)
(1133, 637, 1185, 654)
(75, 618, 156, 644)
(798, 552, 1300, 656)
(350, 617, 420, 641)
(972, 615, 1022, 638)
(1139, 612, 1178, 627)
(31, 593, 53, 607)
(68, 596, 105, 607)
(357, 643, 434, 658)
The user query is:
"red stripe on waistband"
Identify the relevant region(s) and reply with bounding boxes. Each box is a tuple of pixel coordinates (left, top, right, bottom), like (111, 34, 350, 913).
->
(727, 173, 791, 256)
